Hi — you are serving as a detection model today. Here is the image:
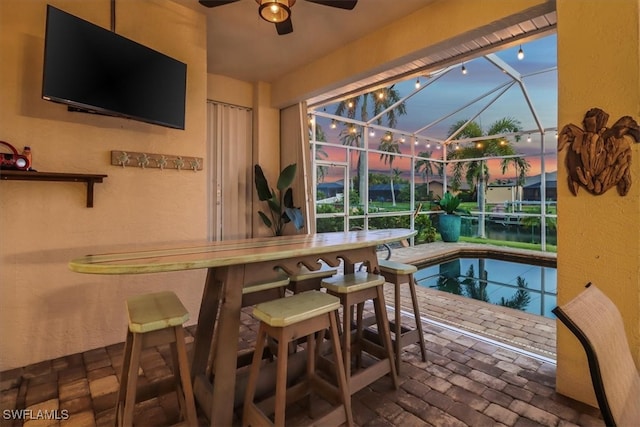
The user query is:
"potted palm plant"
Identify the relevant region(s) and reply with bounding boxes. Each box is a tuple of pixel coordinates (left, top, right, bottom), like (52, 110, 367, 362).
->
(437, 191, 469, 242)
(254, 163, 304, 236)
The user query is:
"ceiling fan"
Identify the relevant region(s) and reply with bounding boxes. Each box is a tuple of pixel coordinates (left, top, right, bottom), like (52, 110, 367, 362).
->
(198, 0, 358, 35)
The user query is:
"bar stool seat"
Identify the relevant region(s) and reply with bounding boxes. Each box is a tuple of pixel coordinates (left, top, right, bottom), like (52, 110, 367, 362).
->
(321, 271, 398, 395)
(243, 291, 353, 427)
(286, 265, 337, 294)
(377, 259, 427, 374)
(115, 291, 197, 427)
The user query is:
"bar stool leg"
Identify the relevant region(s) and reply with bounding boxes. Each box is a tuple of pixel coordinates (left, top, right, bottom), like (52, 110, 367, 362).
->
(243, 326, 268, 426)
(114, 330, 134, 427)
(394, 277, 402, 373)
(373, 286, 398, 389)
(328, 313, 354, 426)
(122, 333, 143, 427)
(274, 329, 289, 427)
(174, 326, 198, 423)
(408, 274, 427, 362)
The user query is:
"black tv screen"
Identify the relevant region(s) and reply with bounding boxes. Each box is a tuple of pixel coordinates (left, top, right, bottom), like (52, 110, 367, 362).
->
(42, 5, 187, 130)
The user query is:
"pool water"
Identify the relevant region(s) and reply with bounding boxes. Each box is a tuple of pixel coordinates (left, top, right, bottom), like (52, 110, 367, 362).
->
(414, 257, 557, 319)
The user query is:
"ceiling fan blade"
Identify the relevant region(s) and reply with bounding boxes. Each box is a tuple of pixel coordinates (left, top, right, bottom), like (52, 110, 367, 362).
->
(275, 17, 293, 35)
(198, 0, 240, 7)
(304, 0, 357, 10)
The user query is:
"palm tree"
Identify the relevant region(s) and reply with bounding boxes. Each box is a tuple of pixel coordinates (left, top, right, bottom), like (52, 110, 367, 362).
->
(447, 117, 528, 238)
(415, 150, 443, 201)
(378, 133, 401, 206)
(334, 86, 407, 206)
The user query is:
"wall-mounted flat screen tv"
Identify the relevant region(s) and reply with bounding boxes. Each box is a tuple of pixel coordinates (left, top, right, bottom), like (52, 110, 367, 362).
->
(42, 5, 187, 130)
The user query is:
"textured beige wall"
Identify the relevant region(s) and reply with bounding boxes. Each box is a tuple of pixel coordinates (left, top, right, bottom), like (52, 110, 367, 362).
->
(0, 0, 208, 370)
(555, 0, 640, 406)
(207, 74, 253, 108)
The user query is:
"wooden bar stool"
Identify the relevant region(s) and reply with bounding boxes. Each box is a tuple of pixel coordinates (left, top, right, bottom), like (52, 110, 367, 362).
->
(210, 276, 290, 374)
(286, 266, 337, 294)
(321, 272, 398, 395)
(243, 291, 353, 427)
(115, 291, 197, 427)
(377, 259, 427, 374)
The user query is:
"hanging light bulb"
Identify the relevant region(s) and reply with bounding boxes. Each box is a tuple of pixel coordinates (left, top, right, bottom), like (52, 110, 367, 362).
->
(414, 138, 419, 145)
(461, 63, 467, 75)
(257, 0, 292, 24)
(369, 128, 375, 137)
(426, 143, 431, 148)
(415, 78, 421, 89)
(347, 100, 354, 108)
(527, 134, 531, 142)
(455, 143, 460, 150)
(378, 91, 385, 100)
(517, 45, 524, 60)
(330, 120, 336, 129)
(476, 142, 483, 149)
(400, 136, 406, 143)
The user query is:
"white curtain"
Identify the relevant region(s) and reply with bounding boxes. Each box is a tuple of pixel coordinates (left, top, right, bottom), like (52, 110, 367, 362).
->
(207, 101, 253, 241)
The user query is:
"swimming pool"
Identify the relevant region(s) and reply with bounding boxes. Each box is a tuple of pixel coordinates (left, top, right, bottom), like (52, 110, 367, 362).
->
(414, 257, 557, 319)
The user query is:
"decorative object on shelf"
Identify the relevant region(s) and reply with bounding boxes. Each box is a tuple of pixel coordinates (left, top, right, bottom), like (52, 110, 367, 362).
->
(1, 141, 31, 171)
(111, 151, 203, 172)
(558, 108, 639, 196)
(254, 163, 304, 236)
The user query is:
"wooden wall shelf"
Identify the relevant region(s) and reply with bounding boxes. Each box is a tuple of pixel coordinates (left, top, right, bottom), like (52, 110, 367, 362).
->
(0, 170, 107, 208)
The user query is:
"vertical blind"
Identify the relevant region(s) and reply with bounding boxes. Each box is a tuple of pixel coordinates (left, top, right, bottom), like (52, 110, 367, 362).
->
(207, 101, 253, 241)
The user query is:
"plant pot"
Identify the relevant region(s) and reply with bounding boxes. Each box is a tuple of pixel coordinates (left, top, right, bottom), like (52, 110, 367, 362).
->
(439, 214, 461, 242)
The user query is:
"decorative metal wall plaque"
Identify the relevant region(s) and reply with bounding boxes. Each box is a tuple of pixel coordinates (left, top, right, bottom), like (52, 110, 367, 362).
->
(111, 151, 203, 172)
(558, 108, 639, 196)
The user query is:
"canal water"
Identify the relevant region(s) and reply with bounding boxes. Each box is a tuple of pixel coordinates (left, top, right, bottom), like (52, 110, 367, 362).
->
(415, 257, 557, 319)
(460, 218, 558, 246)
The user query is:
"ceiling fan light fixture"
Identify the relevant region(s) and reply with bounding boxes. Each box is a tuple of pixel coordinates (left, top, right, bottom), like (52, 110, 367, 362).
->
(257, 0, 294, 23)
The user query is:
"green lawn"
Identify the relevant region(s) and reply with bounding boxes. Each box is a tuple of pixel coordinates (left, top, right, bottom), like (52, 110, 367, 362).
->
(452, 235, 557, 253)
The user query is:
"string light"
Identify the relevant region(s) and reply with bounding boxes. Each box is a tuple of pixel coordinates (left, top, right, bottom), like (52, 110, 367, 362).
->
(369, 128, 375, 137)
(527, 134, 531, 142)
(415, 78, 421, 89)
(330, 120, 336, 129)
(347, 100, 354, 108)
(426, 143, 431, 148)
(517, 45, 524, 60)
(455, 143, 460, 150)
(461, 63, 467, 75)
(378, 91, 385, 100)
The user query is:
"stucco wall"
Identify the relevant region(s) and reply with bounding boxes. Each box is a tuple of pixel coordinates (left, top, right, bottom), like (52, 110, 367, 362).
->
(0, 0, 208, 371)
(555, 0, 640, 406)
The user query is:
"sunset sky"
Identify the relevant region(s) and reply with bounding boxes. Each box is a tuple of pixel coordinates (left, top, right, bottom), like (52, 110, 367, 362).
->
(310, 34, 558, 182)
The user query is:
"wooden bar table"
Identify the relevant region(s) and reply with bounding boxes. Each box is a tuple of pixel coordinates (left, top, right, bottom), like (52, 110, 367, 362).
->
(69, 228, 414, 426)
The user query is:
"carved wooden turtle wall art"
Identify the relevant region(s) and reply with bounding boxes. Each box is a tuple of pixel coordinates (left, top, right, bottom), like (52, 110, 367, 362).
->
(558, 108, 640, 196)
